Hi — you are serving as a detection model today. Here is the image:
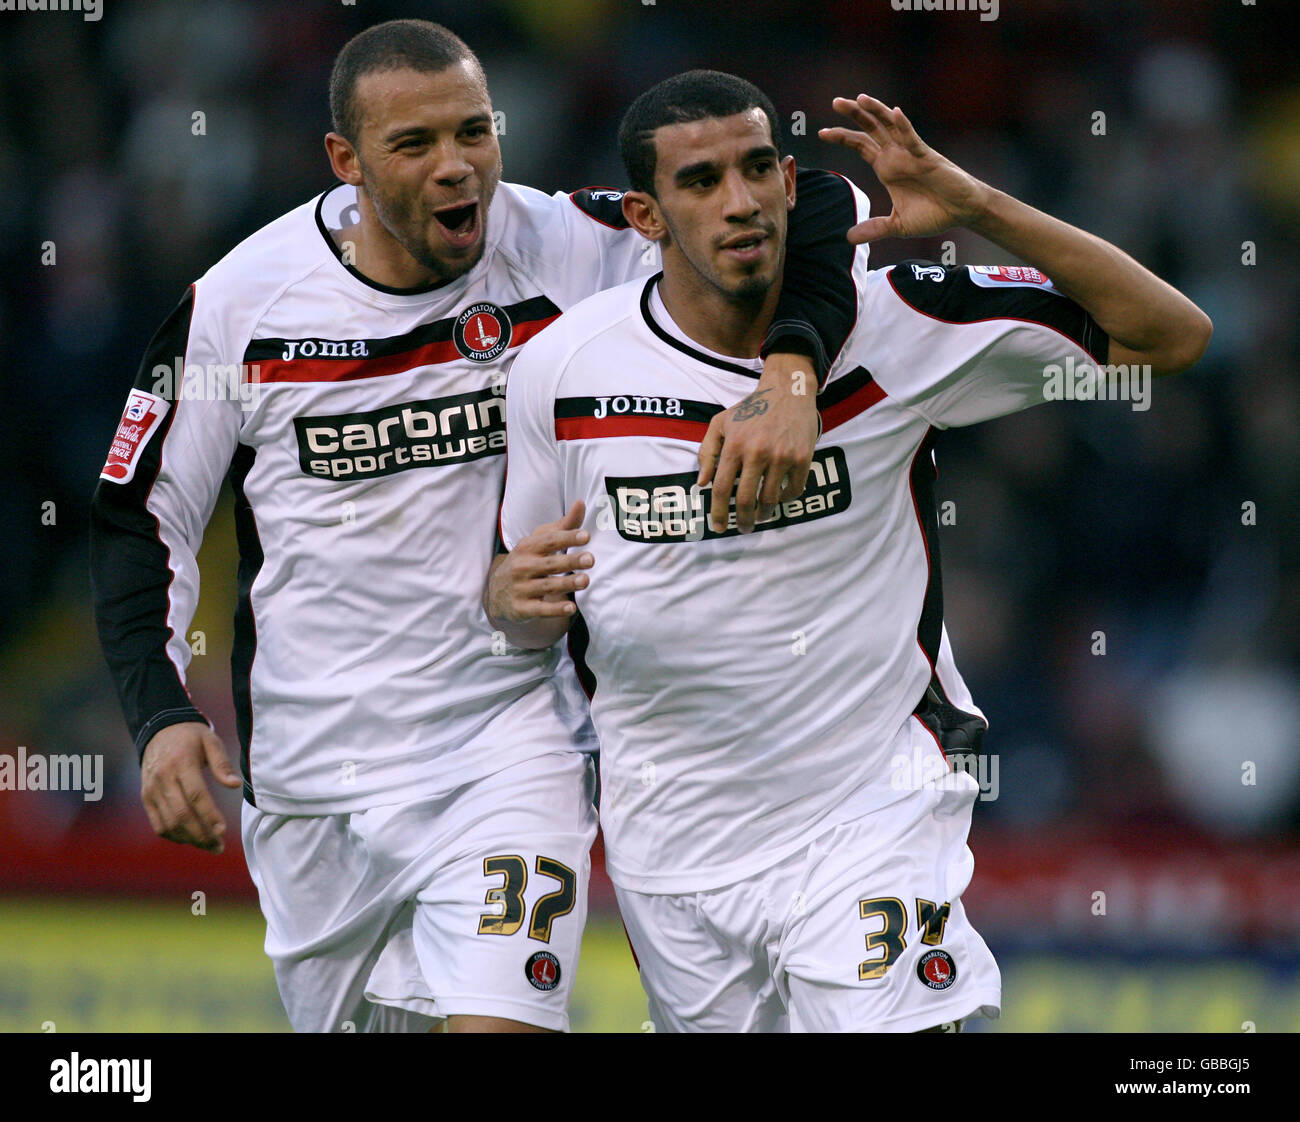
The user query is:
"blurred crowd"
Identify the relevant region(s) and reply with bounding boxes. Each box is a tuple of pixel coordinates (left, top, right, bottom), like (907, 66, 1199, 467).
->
(2, 0, 1296, 844)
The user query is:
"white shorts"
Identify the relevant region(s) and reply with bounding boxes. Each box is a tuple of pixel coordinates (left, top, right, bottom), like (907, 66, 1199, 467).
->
(617, 773, 1000, 1033)
(242, 749, 598, 1033)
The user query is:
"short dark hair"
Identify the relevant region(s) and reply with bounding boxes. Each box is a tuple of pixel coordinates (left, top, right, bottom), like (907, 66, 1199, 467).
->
(618, 70, 782, 196)
(329, 19, 481, 144)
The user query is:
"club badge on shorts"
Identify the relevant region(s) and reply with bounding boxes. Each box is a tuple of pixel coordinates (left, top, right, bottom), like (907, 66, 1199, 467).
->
(525, 951, 561, 991)
(454, 302, 512, 362)
(916, 949, 957, 991)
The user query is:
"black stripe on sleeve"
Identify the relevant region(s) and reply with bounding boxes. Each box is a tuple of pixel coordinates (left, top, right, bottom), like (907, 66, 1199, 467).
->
(762, 168, 860, 387)
(889, 261, 1110, 363)
(90, 288, 210, 759)
(907, 425, 988, 761)
(229, 442, 262, 805)
(566, 610, 597, 701)
(816, 364, 876, 412)
(909, 427, 945, 672)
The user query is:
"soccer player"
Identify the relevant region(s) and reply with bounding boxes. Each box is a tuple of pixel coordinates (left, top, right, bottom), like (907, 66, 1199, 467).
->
(89, 22, 856, 1033)
(489, 71, 1211, 1032)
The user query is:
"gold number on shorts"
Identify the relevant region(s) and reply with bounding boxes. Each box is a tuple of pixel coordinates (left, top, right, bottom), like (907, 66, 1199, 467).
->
(857, 896, 907, 980)
(478, 854, 577, 942)
(478, 855, 528, 936)
(916, 898, 951, 946)
(528, 857, 577, 944)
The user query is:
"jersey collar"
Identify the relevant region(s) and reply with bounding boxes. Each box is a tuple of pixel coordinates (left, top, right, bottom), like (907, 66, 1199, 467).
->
(640, 274, 764, 380)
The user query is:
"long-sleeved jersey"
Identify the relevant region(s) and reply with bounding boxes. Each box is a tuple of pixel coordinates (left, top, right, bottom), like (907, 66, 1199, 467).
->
(499, 201, 1110, 893)
(90, 173, 859, 813)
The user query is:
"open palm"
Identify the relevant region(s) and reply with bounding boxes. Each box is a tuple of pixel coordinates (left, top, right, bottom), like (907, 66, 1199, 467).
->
(818, 95, 990, 244)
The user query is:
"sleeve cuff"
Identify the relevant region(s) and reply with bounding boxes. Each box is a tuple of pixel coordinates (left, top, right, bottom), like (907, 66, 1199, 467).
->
(133, 706, 210, 762)
(761, 320, 830, 388)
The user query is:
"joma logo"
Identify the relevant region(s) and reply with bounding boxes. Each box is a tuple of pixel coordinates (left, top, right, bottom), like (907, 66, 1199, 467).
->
(280, 338, 371, 361)
(593, 395, 684, 419)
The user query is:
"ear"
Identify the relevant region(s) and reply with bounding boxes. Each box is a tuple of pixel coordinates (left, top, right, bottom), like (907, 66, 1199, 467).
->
(622, 190, 668, 244)
(781, 155, 797, 211)
(325, 132, 364, 186)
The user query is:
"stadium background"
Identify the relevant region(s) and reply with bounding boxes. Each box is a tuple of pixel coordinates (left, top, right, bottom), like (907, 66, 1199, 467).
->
(1, 0, 1297, 1032)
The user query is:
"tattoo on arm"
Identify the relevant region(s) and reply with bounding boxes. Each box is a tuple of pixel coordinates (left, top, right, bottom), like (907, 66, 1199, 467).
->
(732, 389, 771, 422)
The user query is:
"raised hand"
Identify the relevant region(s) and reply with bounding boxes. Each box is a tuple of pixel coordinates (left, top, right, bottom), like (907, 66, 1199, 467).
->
(818, 94, 990, 244)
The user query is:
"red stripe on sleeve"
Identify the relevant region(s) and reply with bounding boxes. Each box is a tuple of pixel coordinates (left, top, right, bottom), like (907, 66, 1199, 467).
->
(555, 416, 711, 442)
(820, 379, 887, 432)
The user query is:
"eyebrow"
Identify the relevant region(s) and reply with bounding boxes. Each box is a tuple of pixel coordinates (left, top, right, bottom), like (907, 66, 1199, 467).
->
(382, 114, 493, 145)
(672, 145, 780, 186)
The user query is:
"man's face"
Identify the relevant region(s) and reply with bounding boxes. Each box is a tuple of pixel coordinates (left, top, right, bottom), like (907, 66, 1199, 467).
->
(350, 61, 502, 282)
(649, 109, 795, 303)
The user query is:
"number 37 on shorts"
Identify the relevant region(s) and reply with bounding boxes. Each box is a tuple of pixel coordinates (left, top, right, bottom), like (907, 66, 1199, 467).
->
(858, 896, 952, 982)
(477, 854, 578, 942)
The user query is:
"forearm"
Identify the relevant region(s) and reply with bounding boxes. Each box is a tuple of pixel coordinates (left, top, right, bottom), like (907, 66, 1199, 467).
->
(764, 169, 863, 387)
(492, 616, 571, 650)
(487, 606, 573, 651)
(966, 187, 1212, 372)
(756, 351, 818, 403)
(91, 470, 210, 758)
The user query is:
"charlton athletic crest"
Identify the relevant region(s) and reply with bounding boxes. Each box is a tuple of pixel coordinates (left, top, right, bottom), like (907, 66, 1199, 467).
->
(454, 302, 512, 362)
(525, 951, 561, 992)
(916, 949, 957, 991)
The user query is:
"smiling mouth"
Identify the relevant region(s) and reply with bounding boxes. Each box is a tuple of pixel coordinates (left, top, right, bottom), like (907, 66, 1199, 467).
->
(433, 200, 480, 248)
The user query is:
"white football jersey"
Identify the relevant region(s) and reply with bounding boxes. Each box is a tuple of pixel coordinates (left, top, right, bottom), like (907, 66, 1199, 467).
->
(92, 181, 657, 813)
(500, 218, 1109, 893)
(91, 172, 861, 814)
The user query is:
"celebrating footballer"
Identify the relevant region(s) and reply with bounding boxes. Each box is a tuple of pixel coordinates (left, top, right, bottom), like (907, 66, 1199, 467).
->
(488, 71, 1210, 1032)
